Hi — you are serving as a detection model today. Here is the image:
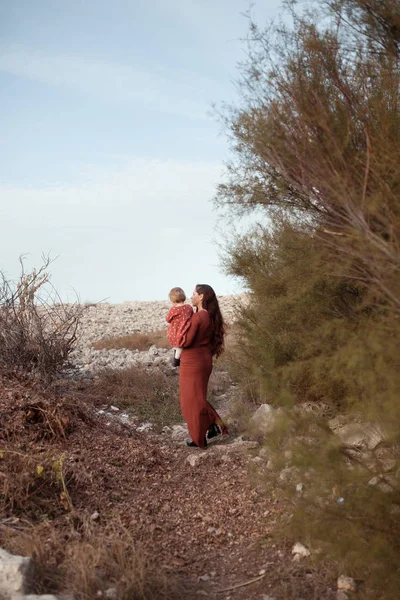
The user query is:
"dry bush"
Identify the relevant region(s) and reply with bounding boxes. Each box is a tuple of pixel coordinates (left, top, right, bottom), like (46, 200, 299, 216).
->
(93, 329, 169, 351)
(2, 519, 182, 600)
(0, 257, 85, 379)
(0, 369, 95, 444)
(0, 371, 96, 518)
(81, 366, 181, 429)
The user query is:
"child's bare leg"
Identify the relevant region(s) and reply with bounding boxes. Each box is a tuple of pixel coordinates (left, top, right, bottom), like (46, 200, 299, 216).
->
(171, 347, 182, 367)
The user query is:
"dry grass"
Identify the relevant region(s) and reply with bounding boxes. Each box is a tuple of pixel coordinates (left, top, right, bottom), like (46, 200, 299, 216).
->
(2, 519, 182, 600)
(80, 365, 232, 429)
(80, 366, 182, 429)
(93, 324, 239, 355)
(93, 329, 169, 351)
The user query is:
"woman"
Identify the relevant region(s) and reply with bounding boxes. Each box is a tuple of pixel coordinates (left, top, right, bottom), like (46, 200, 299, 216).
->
(180, 284, 228, 449)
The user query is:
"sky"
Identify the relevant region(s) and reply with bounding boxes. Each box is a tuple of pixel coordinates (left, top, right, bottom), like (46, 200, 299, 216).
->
(0, 0, 283, 302)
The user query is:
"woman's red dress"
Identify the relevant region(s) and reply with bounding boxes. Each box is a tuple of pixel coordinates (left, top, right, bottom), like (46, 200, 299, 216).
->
(179, 310, 227, 449)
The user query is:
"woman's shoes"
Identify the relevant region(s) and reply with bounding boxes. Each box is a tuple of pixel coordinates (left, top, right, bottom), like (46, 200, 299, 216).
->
(186, 438, 207, 448)
(207, 423, 222, 440)
(186, 425, 222, 447)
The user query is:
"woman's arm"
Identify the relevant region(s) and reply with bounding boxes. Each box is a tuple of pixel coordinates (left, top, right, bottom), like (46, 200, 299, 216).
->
(182, 312, 200, 347)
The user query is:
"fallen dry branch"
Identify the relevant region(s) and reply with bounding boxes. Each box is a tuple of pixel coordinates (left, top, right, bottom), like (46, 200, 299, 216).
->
(217, 573, 267, 593)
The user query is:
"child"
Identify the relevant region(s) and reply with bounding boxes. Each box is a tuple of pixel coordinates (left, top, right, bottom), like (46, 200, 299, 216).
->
(166, 287, 193, 367)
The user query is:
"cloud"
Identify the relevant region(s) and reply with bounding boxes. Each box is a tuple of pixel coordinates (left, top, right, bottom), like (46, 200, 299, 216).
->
(0, 44, 222, 120)
(0, 157, 238, 301)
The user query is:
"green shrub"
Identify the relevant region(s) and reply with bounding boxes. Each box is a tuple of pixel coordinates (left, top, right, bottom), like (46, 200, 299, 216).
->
(216, 0, 400, 595)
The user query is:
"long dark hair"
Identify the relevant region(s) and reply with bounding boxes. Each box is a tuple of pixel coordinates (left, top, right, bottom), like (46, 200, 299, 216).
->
(196, 284, 226, 358)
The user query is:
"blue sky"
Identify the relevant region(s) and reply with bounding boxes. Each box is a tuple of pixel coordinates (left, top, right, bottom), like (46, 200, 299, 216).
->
(0, 0, 282, 302)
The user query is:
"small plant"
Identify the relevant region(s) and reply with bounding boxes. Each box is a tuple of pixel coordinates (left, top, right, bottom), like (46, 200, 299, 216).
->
(0, 449, 75, 518)
(52, 455, 74, 512)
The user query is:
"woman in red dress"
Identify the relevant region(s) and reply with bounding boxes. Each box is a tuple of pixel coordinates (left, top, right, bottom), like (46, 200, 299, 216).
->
(179, 284, 228, 448)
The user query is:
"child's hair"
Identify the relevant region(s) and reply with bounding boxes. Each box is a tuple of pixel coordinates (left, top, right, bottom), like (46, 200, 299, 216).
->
(169, 287, 186, 303)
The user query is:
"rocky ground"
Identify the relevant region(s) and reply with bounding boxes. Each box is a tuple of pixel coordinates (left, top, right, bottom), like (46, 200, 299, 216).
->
(0, 295, 342, 600)
(69, 295, 245, 374)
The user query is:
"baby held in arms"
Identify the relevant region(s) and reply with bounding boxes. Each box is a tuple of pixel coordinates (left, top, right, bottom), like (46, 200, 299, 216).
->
(166, 287, 193, 367)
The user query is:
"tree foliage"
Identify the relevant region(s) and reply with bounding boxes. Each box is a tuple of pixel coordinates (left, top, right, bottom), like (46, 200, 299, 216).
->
(218, 1, 400, 595)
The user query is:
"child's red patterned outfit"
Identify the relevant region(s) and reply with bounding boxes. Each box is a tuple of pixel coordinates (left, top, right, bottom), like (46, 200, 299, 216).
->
(166, 304, 194, 347)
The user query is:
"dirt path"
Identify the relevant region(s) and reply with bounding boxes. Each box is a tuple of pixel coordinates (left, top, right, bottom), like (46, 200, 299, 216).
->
(65, 418, 336, 600)
(0, 372, 336, 599)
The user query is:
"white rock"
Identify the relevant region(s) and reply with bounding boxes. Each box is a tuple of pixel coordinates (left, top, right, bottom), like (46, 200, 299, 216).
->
(171, 424, 188, 441)
(69, 295, 243, 373)
(337, 575, 357, 592)
(333, 423, 385, 450)
(90, 511, 100, 521)
(104, 588, 118, 600)
(220, 455, 232, 462)
(279, 466, 299, 482)
(250, 404, 277, 433)
(0, 548, 33, 600)
(381, 458, 396, 472)
(292, 554, 302, 563)
(11, 596, 58, 600)
(207, 527, 216, 533)
(368, 475, 393, 493)
(252, 456, 263, 463)
(118, 413, 131, 424)
(292, 542, 311, 558)
(136, 422, 153, 432)
(186, 454, 202, 467)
